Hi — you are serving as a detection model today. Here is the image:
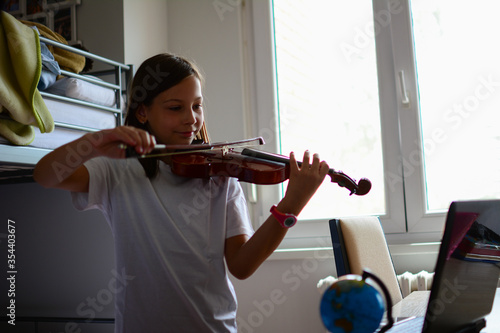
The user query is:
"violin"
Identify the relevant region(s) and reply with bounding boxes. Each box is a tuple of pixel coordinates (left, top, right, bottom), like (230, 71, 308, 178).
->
(124, 137, 371, 196)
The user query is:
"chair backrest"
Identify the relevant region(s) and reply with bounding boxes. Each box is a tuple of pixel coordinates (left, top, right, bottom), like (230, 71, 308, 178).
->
(329, 216, 403, 305)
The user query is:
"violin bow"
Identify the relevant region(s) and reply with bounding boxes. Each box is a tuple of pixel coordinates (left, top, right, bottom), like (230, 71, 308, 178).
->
(121, 137, 265, 159)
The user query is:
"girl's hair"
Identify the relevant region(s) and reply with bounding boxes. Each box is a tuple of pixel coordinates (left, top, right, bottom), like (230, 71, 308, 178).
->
(124, 53, 209, 178)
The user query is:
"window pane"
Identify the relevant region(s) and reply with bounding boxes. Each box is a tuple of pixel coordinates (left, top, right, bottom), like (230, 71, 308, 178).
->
(412, 0, 500, 212)
(273, 0, 385, 219)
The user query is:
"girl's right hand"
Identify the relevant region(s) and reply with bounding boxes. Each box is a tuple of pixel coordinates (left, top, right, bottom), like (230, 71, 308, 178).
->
(85, 126, 157, 159)
(34, 126, 156, 191)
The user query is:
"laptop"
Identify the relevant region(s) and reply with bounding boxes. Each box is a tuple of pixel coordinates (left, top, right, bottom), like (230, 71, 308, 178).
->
(386, 200, 500, 333)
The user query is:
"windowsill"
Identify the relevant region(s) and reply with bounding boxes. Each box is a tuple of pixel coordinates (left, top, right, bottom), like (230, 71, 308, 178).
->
(268, 241, 440, 261)
(269, 246, 334, 261)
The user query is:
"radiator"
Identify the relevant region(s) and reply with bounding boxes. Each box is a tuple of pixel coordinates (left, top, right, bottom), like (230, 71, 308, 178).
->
(317, 270, 434, 298)
(397, 270, 434, 298)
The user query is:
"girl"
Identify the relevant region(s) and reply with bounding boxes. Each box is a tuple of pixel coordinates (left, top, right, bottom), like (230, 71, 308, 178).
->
(34, 53, 329, 332)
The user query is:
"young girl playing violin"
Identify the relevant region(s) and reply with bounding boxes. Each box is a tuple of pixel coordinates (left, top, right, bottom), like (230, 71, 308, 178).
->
(34, 53, 329, 332)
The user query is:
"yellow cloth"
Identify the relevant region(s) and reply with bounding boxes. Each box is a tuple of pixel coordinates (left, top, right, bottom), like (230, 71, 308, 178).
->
(0, 11, 53, 145)
(20, 19, 85, 74)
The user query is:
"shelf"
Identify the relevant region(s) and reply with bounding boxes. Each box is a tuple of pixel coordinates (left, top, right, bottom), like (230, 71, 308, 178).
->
(0, 145, 51, 184)
(0, 145, 50, 165)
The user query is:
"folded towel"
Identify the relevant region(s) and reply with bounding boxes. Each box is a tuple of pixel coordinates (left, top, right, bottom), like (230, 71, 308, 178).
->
(0, 11, 54, 145)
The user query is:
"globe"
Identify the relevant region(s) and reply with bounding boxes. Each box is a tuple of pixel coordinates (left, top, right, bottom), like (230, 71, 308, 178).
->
(320, 276, 385, 333)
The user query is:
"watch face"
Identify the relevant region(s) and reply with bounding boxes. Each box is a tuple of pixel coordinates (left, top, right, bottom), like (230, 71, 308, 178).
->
(284, 217, 296, 227)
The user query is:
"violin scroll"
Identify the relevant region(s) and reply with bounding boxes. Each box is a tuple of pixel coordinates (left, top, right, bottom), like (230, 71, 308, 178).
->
(329, 171, 372, 196)
(355, 178, 372, 196)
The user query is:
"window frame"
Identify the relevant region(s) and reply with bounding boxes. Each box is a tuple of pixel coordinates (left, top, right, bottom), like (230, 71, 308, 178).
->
(244, 0, 446, 249)
(373, 0, 445, 240)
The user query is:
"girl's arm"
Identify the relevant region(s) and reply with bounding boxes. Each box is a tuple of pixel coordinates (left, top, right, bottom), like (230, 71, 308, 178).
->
(33, 126, 156, 192)
(224, 151, 329, 280)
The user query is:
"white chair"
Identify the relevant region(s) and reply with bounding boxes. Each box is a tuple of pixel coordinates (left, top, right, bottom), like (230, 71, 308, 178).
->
(329, 216, 403, 305)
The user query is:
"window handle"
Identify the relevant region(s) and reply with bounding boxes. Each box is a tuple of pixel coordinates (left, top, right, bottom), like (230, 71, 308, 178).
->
(398, 70, 411, 106)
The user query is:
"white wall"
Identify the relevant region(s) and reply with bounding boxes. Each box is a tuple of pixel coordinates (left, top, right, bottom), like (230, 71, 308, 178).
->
(123, 0, 168, 68)
(77, 0, 124, 63)
(230, 257, 336, 333)
(78, 0, 168, 70)
(166, 0, 248, 143)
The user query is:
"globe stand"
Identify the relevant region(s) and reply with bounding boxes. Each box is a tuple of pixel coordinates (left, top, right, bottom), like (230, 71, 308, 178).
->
(320, 269, 395, 333)
(362, 270, 394, 333)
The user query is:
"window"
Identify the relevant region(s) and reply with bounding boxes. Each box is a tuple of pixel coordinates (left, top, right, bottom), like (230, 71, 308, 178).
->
(246, 0, 500, 247)
(272, 0, 385, 220)
(411, 0, 500, 212)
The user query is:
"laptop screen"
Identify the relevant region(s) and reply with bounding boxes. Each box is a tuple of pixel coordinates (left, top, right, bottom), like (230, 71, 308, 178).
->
(424, 200, 500, 332)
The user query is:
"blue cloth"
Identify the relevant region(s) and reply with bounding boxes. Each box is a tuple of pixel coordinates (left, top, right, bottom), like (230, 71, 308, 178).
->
(30, 26, 61, 90)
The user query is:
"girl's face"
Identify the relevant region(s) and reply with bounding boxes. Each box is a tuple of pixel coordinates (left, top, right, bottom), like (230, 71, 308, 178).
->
(140, 75, 204, 145)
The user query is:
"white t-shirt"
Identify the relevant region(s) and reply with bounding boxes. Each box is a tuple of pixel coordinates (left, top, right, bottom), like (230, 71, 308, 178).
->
(71, 157, 254, 333)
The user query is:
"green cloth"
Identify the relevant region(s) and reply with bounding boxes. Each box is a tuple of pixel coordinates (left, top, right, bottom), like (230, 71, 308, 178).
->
(0, 11, 53, 145)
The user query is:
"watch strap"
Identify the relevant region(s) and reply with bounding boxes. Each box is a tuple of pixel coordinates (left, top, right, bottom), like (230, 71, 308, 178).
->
(270, 205, 297, 228)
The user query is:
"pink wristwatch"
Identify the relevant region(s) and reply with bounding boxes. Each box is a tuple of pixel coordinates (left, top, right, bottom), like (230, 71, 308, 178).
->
(270, 205, 297, 228)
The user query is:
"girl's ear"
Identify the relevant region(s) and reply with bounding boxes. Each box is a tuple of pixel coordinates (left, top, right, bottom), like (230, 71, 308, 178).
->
(136, 106, 148, 124)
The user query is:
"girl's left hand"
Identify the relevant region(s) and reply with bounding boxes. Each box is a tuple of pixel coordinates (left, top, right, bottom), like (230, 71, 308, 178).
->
(281, 151, 329, 214)
(224, 150, 329, 279)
